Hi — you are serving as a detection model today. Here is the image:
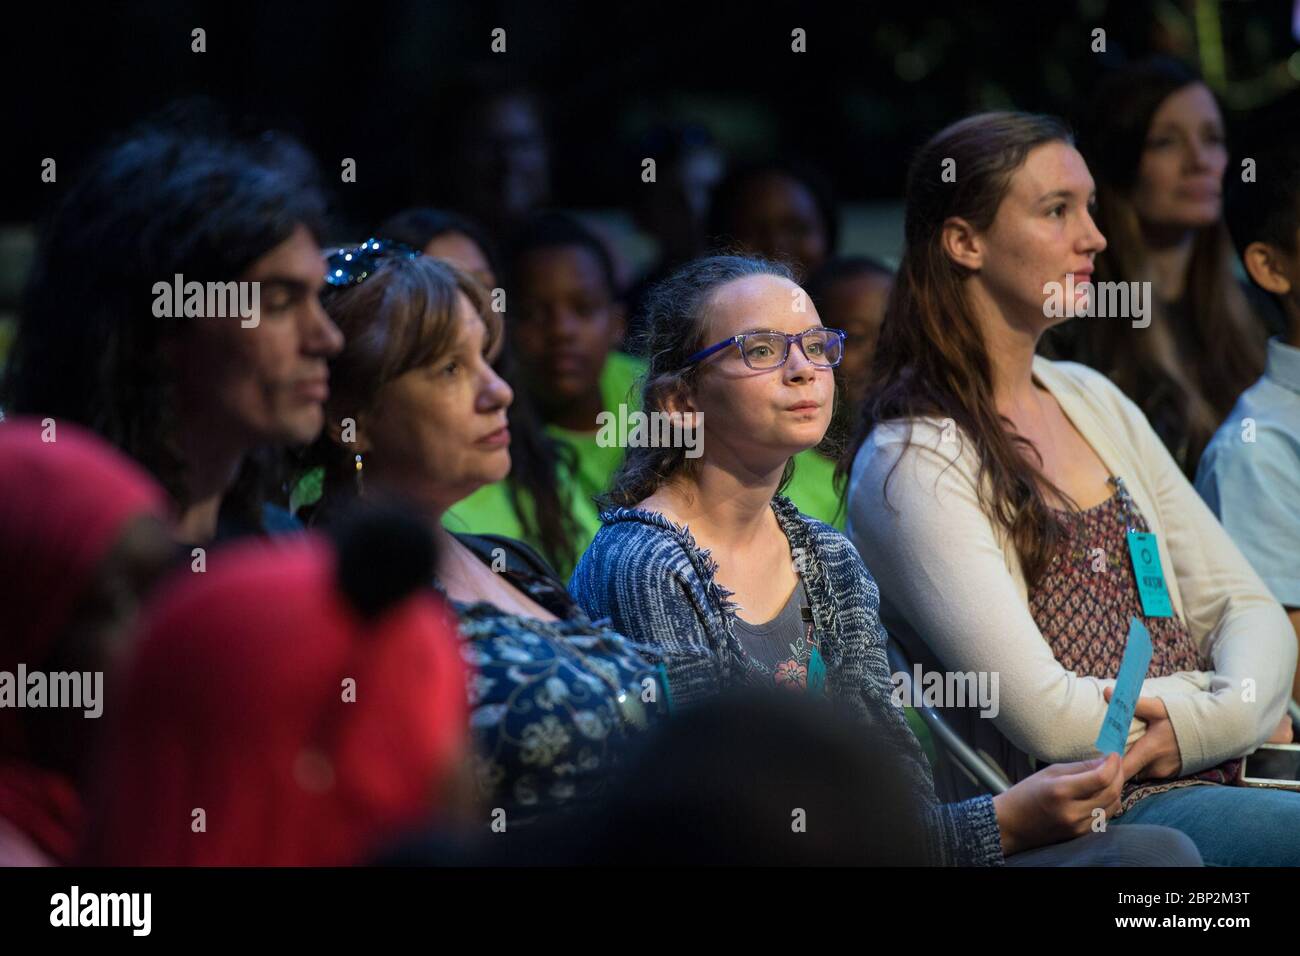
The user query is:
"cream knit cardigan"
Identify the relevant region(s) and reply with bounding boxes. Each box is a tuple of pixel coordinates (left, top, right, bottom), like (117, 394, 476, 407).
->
(847, 356, 1295, 777)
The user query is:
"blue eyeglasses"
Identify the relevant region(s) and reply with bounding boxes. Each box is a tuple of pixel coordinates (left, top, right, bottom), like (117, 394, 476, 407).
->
(683, 327, 846, 371)
(323, 237, 421, 289)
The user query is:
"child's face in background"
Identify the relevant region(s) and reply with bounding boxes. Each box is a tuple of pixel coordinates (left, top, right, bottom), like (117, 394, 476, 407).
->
(423, 231, 497, 292)
(1243, 225, 1300, 331)
(509, 244, 623, 423)
(730, 173, 828, 282)
(818, 272, 892, 406)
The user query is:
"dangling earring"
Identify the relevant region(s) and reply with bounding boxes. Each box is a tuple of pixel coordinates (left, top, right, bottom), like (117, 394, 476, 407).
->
(354, 453, 364, 497)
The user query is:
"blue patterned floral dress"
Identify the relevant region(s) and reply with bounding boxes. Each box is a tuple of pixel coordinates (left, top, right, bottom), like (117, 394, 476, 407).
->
(438, 546, 666, 826)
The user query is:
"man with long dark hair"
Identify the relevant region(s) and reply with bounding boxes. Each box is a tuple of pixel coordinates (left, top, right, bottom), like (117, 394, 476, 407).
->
(3, 110, 343, 543)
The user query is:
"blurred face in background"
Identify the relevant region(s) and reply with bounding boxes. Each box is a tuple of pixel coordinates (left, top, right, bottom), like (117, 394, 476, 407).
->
(459, 92, 550, 230)
(731, 172, 829, 281)
(1132, 83, 1228, 232)
(510, 243, 623, 424)
(424, 231, 497, 291)
(635, 143, 725, 263)
(817, 271, 892, 405)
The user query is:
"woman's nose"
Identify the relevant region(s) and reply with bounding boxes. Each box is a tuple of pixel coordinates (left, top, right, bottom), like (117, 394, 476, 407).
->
(1185, 138, 1217, 172)
(1081, 210, 1107, 255)
(480, 366, 514, 411)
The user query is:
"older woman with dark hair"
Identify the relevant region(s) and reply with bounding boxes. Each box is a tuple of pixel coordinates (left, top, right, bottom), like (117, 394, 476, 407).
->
(306, 249, 663, 825)
(368, 207, 586, 577)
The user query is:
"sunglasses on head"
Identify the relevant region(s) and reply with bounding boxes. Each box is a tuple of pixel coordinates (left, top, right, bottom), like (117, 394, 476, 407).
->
(323, 237, 421, 289)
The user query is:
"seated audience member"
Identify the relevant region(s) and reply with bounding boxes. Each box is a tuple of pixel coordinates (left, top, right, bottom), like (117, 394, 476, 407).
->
(377, 207, 501, 290)
(561, 691, 932, 865)
(705, 164, 849, 528)
(443, 211, 646, 577)
(571, 254, 1201, 867)
(1196, 141, 1300, 707)
(389, 692, 933, 866)
(1055, 58, 1269, 476)
(366, 208, 587, 576)
(622, 123, 724, 348)
(0, 418, 173, 866)
(439, 82, 553, 245)
(706, 159, 839, 283)
(80, 510, 469, 866)
(1, 118, 343, 544)
(844, 111, 1300, 865)
(306, 249, 663, 824)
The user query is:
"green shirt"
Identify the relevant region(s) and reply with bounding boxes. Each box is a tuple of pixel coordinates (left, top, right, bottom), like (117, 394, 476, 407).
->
(783, 449, 846, 530)
(443, 350, 647, 578)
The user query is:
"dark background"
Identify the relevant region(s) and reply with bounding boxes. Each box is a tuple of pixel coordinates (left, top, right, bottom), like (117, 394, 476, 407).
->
(3, 1, 1298, 246)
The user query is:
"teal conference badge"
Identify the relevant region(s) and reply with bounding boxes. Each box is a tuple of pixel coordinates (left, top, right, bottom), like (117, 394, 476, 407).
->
(1126, 530, 1173, 618)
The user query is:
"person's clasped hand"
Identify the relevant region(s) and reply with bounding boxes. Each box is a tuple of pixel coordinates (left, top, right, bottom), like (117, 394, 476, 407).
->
(1103, 686, 1183, 781)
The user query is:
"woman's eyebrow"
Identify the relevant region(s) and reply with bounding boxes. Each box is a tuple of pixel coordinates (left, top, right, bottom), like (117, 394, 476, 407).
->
(737, 324, 828, 335)
(1146, 122, 1185, 138)
(1035, 188, 1077, 204)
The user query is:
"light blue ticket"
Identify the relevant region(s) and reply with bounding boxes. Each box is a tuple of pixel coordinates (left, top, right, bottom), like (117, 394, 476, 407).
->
(1095, 617, 1154, 756)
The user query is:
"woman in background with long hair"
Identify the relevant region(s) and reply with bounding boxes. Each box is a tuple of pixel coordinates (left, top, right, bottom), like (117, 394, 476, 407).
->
(1055, 58, 1270, 476)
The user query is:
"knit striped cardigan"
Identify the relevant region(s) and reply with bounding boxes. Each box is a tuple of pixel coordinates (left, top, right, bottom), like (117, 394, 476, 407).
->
(569, 494, 1005, 866)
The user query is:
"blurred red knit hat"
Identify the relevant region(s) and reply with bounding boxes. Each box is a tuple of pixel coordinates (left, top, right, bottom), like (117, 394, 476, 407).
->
(81, 515, 469, 866)
(0, 415, 169, 864)
(0, 415, 169, 680)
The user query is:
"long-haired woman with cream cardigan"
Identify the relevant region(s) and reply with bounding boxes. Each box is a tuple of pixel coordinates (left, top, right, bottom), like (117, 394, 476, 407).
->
(844, 111, 1300, 865)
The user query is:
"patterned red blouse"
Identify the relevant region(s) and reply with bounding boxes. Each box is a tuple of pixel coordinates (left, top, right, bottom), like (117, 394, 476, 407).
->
(1027, 478, 1238, 813)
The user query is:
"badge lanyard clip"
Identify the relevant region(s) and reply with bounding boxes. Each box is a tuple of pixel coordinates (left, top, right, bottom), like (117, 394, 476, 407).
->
(1110, 476, 1174, 619)
(800, 579, 827, 696)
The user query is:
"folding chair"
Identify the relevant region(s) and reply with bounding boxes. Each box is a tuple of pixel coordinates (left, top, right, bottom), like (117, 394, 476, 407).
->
(886, 638, 1011, 795)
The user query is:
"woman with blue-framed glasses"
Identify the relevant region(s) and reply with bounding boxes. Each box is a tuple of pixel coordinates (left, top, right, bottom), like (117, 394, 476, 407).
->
(573, 256, 845, 707)
(682, 325, 846, 370)
(570, 253, 1203, 867)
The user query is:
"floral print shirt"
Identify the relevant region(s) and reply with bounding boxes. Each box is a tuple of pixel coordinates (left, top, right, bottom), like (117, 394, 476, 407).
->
(728, 582, 814, 691)
(438, 549, 665, 826)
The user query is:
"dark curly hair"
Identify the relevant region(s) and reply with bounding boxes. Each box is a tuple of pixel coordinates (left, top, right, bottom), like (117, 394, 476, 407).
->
(2, 114, 326, 528)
